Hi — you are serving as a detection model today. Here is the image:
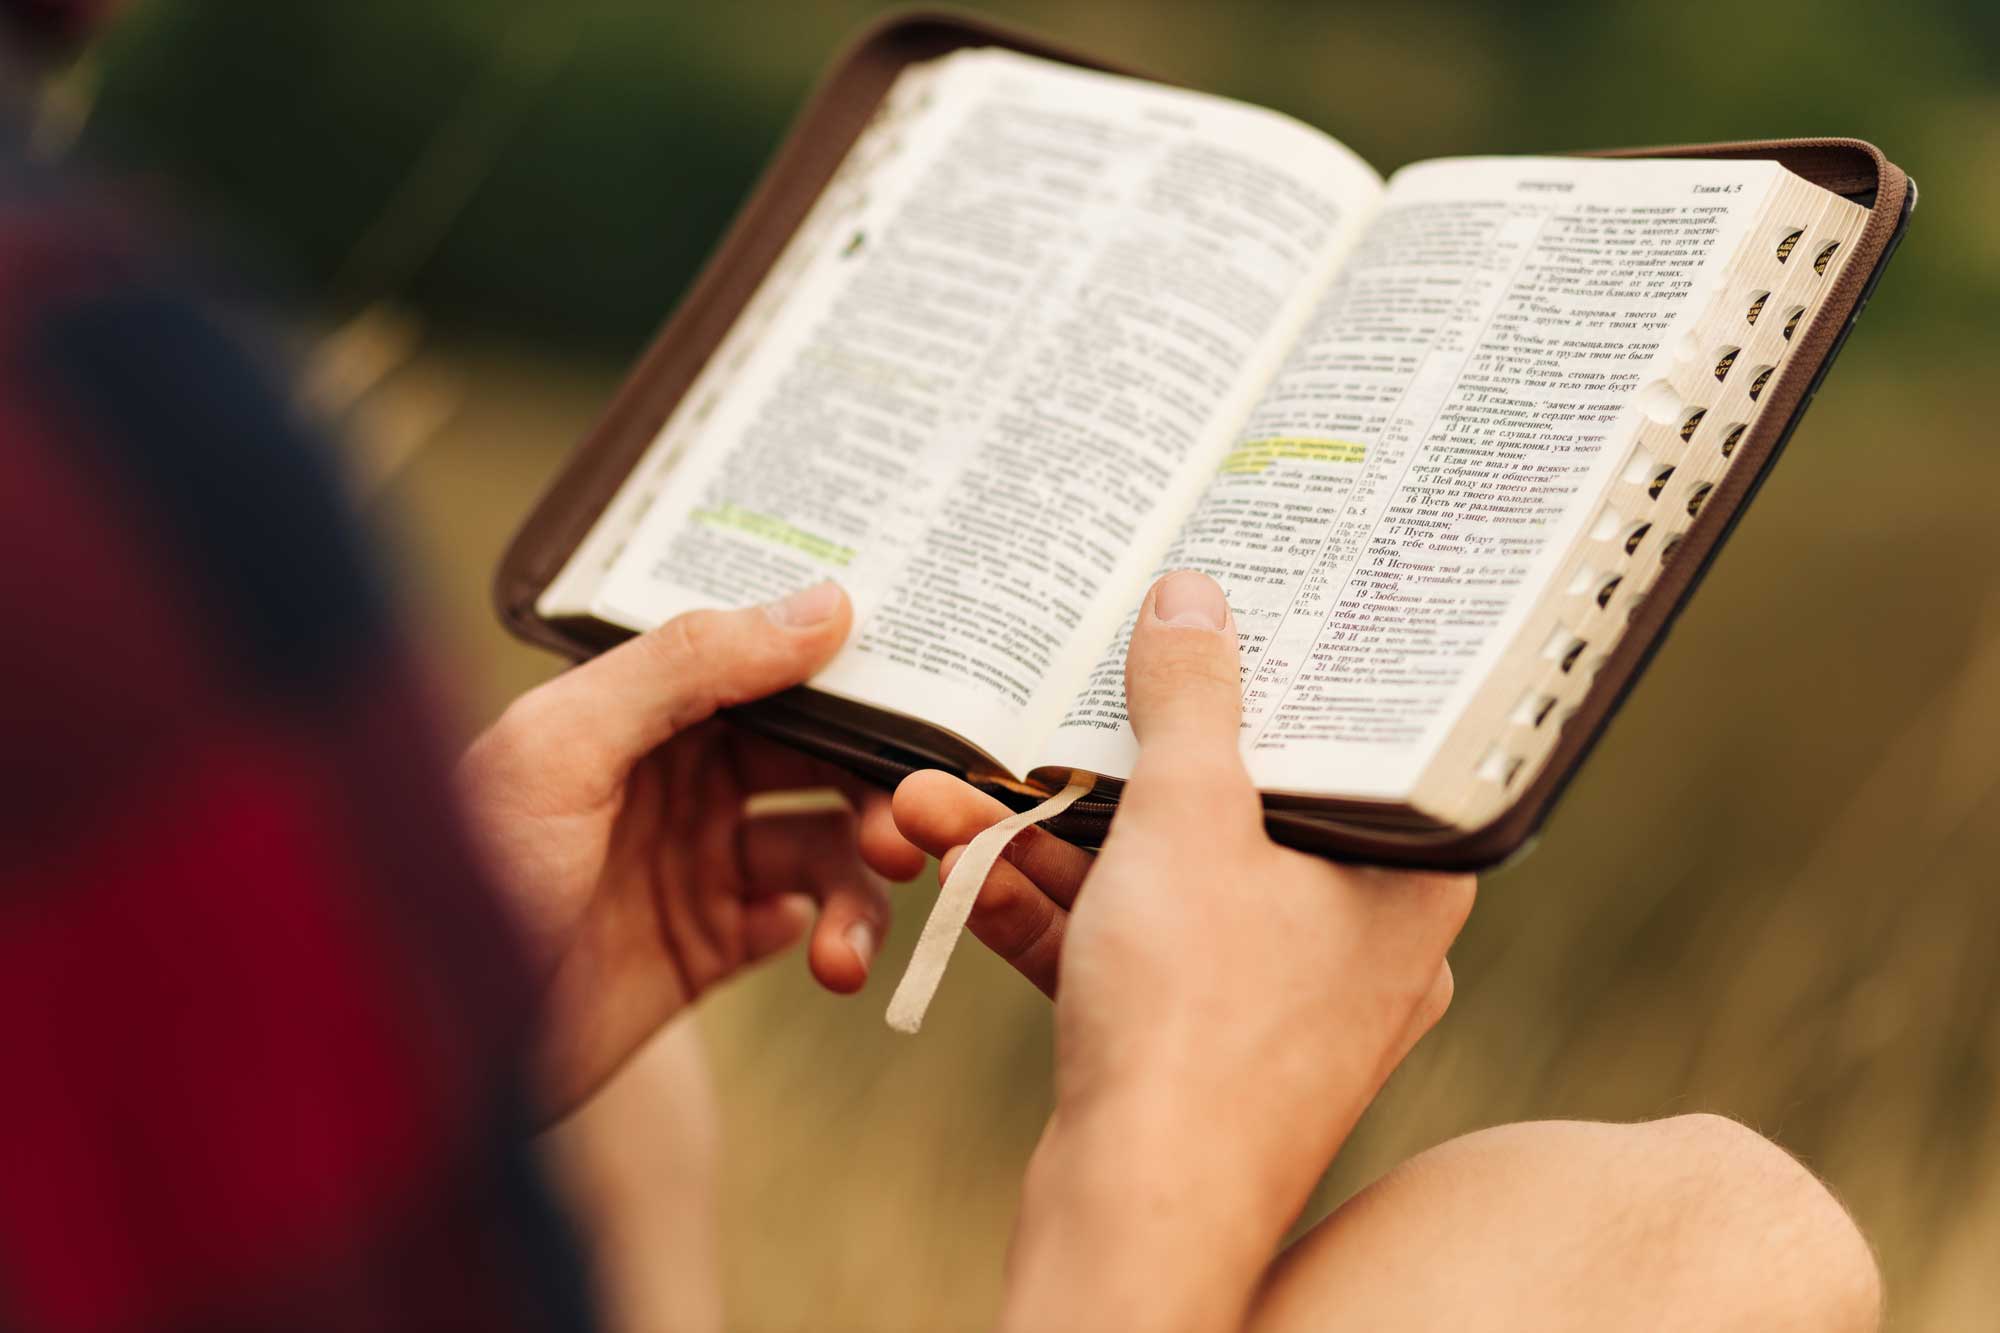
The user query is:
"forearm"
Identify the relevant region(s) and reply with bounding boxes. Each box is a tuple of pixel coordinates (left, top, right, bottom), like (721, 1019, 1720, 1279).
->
(1000, 1099, 1303, 1333)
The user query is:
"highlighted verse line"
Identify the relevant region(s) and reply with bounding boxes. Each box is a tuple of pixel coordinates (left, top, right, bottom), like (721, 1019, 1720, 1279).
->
(1220, 437, 1368, 475)
(692, 503, 856, 567)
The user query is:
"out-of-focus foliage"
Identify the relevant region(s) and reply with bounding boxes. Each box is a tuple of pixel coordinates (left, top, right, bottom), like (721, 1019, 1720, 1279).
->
(80, 0, 1996, 356)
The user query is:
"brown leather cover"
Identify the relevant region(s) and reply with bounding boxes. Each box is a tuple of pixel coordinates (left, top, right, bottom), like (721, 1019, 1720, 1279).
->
(494, 8, 1912, 870)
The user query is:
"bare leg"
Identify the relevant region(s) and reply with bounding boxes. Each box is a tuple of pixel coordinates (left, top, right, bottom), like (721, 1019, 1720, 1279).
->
(1246, 1116, 1880, 1333)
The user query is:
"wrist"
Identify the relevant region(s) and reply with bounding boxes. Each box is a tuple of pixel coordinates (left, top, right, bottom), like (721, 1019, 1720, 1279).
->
(1001, 1092, 1306, 1333)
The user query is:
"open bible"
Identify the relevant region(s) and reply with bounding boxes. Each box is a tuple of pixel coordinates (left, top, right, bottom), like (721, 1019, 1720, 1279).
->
(500, 16, 1911, 872)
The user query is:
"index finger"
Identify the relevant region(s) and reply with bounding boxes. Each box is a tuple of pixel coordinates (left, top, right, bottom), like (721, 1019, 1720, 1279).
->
(891, 770, 1096, 908)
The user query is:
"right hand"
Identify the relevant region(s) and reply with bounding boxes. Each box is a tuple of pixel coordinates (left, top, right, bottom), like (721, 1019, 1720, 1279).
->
(892, 570, 1475, 1331)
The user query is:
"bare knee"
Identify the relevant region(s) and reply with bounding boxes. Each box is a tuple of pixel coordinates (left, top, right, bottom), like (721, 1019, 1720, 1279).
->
(1249, 1114, 1879, 1333)
(1632, 1113, 1880, 1331)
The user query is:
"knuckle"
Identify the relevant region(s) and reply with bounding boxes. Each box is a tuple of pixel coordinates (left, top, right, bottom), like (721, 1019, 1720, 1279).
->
(1004, 826, 1091, 891)
(642, 610, 739, 725)
(469, 692, 552, 776)
(853, 871, 893, 925)
(645, 610, 717, 671)
(1389, 961, 1435, 1012)
(1415, 963, 1454, 1030)
(968, 878, 1053, 963)
(1130, 650, 1236, 706)
(1382, 868, 1476, 934)
(1425, 872, 1478, 932)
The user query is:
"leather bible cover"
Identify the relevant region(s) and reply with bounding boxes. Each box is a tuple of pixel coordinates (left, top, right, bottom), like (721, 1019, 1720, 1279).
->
(493, 8, 1913, 870)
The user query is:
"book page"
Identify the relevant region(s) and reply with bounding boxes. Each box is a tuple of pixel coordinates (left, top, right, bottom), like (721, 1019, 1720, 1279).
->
(1040, 156, 1784, 798)
(582, 49, 1380, 776)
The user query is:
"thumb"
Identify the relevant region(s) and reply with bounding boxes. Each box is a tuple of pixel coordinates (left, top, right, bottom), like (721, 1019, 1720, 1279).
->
(1119, 571, 1258, 830)
(1124, 570, 1243, 750)
(530, 580, 851, 768)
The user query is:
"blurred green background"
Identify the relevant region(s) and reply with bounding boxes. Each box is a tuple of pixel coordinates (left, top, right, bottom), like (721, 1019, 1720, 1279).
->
(57, 1, 2000, 1328)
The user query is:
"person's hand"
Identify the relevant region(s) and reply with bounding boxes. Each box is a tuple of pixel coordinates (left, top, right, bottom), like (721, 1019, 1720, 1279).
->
(458, 581, 925, 1119)
(891, 570, 1475, 1333)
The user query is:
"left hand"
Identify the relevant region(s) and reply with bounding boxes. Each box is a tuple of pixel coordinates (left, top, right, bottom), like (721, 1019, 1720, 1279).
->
(457, 581, 926, 1118)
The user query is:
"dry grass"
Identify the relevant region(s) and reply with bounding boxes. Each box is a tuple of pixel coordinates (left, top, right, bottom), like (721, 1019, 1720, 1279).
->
(379, 344, 1998, 1331)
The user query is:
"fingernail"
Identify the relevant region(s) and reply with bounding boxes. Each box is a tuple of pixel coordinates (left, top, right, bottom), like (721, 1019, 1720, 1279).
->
(1152, 570, 1230, 631)
(845, 920, 877, 969)
(767, 580, 842, 628)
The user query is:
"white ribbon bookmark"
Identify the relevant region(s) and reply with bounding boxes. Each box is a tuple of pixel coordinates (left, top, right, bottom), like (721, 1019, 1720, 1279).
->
(885, 778, 1094, 1034)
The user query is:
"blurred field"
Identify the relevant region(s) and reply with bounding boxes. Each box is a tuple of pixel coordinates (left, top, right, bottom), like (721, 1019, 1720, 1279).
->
(63, 0, 2000, 1328)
